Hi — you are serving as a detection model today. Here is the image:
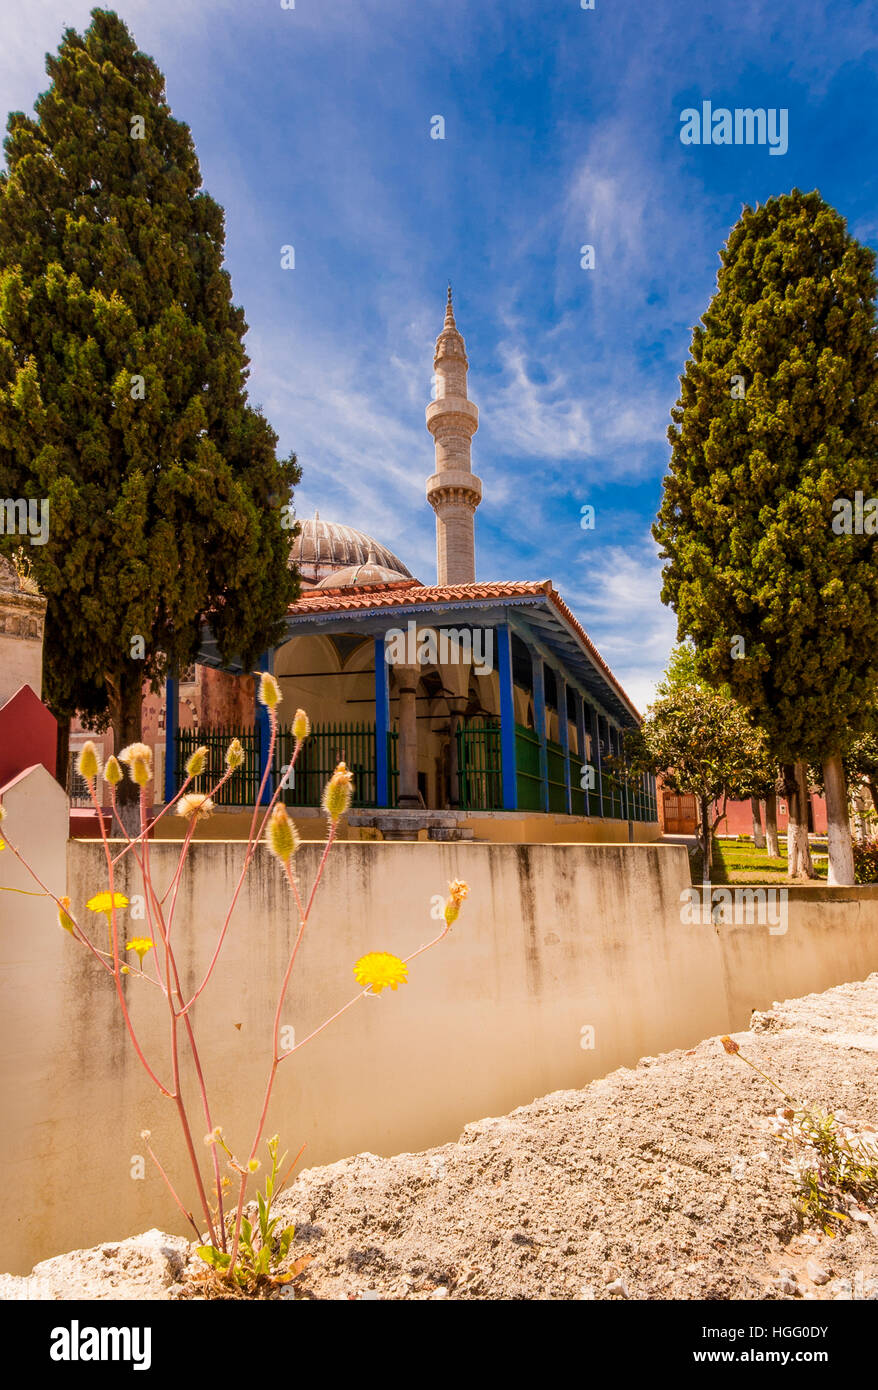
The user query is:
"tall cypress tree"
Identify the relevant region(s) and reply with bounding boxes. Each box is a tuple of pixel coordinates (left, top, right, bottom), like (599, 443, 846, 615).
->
(0, 8, 299, 814)
(654, 190, 878, 884)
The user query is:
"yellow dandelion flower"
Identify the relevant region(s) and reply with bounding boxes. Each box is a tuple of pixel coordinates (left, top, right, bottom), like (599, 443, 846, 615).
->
(103, 755, 123, 786)
(77, 741, 101, 782)
(184, 745, 210, 779)
(125, 937, 153, 964)
(87, 892, 129, 915)
(265, 804, 299, 863)
(322, 761, 354, 824)
(57, 896, 75, 935)
(292, 708, 310, 742)
(177, 793, 215, 822)
(257, 672, 282, 709)
(353, 951, 408, 995)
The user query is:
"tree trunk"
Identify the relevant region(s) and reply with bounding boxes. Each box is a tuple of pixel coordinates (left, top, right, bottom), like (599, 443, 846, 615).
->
(750, 796, 766, 848)
(823, 752, 855, 886)
(52, 710, 70, 792)
(700, 794, 711, 886)
(764, 792, 780, 857)
(783, 762, 817, 880)
(108, 669, 144, 838)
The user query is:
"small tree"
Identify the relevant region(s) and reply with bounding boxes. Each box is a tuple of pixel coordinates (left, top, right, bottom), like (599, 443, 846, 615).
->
(628, 685, 770, 884)
(653, 190, 878, 885)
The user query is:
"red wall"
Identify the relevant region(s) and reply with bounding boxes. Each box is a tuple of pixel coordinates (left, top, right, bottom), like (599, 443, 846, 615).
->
(0, 685, 56, 791)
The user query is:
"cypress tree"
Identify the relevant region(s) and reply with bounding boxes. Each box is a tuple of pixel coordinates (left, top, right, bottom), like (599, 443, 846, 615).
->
(0, 8, 299, 818)
(654, 190, 878, 884)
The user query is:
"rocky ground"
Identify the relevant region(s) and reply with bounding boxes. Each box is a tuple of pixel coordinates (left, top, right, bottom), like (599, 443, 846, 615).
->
(3, 974, 877, 1301)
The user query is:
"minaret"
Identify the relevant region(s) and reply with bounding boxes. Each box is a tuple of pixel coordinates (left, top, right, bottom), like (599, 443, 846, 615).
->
(426, 285, 481, 585)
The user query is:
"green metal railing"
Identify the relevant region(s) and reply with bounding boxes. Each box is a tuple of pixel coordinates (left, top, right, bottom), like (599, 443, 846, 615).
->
(174, 722, 398, 808)
(175, 725, 261, 806)
(274, 722, 398, 809)
(456, 718, 502, 810)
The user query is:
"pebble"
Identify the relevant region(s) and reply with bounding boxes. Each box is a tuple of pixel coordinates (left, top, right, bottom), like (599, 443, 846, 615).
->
(806, 1260, 830, 1286)
(606, 1277, 629, 1298)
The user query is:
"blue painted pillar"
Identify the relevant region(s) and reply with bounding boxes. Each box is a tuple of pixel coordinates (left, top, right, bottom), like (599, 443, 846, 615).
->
(496, 624, 518, 811)
(164, 675, 178, 804)
(557, 674, 571, 814)
(591, 707, 605, 817)
(531, 653, 549, 813)
(374, 635, 390, 807)
(256, 651, 273, 805)
(574, 690, 588, 815)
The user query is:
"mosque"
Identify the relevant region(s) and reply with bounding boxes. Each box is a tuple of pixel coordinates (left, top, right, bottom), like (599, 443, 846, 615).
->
(154, 288, 658, 843)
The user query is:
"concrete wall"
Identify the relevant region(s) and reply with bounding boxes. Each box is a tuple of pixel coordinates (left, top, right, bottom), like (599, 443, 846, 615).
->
(2, 823, 878, 1272)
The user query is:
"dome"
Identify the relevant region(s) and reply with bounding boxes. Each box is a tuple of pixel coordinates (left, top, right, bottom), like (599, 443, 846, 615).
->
(289, 515, 413, 586)
(316, 552, 412, 589)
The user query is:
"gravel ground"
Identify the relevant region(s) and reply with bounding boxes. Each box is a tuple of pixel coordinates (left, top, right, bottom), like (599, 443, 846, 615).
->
(4, 973, 877, 1301)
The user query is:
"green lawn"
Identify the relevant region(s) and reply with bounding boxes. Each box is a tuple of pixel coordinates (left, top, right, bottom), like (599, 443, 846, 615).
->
(689, 836, 829, 885)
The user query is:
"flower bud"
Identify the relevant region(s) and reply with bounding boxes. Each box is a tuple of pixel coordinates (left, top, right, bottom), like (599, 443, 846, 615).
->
(119, 743, 153, 787)
(257, 672, 282, 709)
(103, 756, 123, 786)
(225, 738, 245, 771)
(322, 762, 353, 824)
(77, 741, 101, 782)
(720, 1035, 740, 1055)
(57, 895, 75, 935)
(185, 745, 209, 779)
(266, 803, 299, 863)
(292, 708, 310, 742)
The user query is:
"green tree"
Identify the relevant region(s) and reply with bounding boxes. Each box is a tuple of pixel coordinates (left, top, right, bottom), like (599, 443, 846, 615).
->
(653, 190, 878, 885)
(0, 8, 299, 818)
(626, 685, 770, 883)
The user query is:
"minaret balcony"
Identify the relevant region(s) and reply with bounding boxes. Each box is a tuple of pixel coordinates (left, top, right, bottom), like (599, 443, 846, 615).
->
(425, 396, 479, 435)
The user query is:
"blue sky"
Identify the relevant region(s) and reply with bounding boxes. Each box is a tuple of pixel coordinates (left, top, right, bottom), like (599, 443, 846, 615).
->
(2, 0, 876, 710)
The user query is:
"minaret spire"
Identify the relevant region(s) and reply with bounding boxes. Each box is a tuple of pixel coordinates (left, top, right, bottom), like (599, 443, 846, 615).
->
(426, 286, 481, 585)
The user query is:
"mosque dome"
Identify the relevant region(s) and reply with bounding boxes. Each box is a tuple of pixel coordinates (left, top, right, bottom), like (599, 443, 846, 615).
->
(316, 550, 412, 589)
(289, 515, 413, 587)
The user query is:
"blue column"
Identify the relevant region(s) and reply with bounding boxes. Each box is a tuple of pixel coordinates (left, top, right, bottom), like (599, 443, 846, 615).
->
(574, 690, 588, 816)
(164, 676, 178, 804)
(532, 653, 549, 813)
(496, 624, 518, 811)
(557, 674, 571, 814)
(256, 651, 273, 805)
(591, 707, 605, 817)
(374, 636, 390, 807)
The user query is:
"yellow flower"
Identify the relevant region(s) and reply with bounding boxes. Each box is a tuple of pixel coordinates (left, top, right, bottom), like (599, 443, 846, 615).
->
(185, 745, 210, 779)
(57, 895, 75, 935)
(177, 793, 215, 822)
(119, 743, 153, 787)
(225, 737, 245, 771)
(353, 951, 408, 995)
(265, 804, 299, 864)
(257, 672, 282, 709)
(322, 761, 354, 824)
(103, 756, 123, 786)
(77, 741, 101, 782)
(247, 1158, 261, 1173)
(125, 937, 153, 963)
(87, 892, 129, 916)
(292, 708, 310, 742)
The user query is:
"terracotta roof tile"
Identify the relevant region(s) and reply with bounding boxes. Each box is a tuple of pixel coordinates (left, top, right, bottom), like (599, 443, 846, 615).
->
(286, 580, 639, 719)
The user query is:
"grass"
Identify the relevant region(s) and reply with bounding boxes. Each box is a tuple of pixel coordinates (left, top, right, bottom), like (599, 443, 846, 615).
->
(689, 836, 829, 885)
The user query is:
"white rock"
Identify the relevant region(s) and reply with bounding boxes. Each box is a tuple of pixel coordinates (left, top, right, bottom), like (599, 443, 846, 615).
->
(806, 1260, 830, 1286)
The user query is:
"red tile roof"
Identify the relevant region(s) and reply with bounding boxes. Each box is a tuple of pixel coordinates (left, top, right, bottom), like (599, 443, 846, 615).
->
(286, 579, 640, 719)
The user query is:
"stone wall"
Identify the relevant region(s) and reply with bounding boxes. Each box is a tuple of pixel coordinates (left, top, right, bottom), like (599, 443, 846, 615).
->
(2, 824, 878, 1272)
